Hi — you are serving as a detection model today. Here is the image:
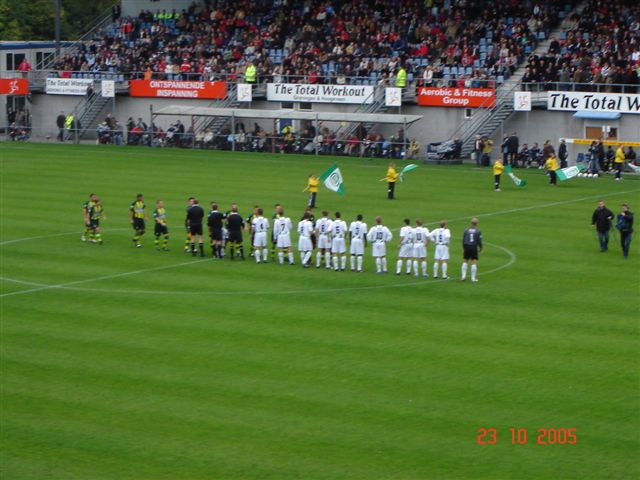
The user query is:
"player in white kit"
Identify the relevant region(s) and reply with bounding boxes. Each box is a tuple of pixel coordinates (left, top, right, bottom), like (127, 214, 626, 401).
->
(412, 219, 430, 277)
(250, 208, 269, 263)
(297, 211, 314, 267)
(349, 214, 367, 272)
(367, 216, 393, 273)
(429, 220, 451, 279)
(329, 212, 348, 271)
(396, 218, 414, 275)
(274, 212, 295, 265)
(314, 210, 333, 269)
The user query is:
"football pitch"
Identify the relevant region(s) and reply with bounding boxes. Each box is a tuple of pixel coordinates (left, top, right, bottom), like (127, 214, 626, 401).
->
(1, 143, 638, 479)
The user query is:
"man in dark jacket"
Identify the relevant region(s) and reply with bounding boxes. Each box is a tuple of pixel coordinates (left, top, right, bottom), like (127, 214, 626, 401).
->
(616, 204, 634, 258)
(56, 111, 66, 141)
(591, 200, 614, 252)
(558, 139, 568, 168)
(506, 132, 519, 167)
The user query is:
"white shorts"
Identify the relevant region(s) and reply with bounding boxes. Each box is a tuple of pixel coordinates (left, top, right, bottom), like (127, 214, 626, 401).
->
(331, 237, 346, 254)
(413, 244, 427, 259)
(434, 244, 449, 261)
(253, 231, 267, 247)
(350, 238, 364, 255)
(399, 244, 413, 258)
(318, 234, 331, 249)
(372, 242, 386, 257)
(298, 236, 312, 251)
(277, 234, 291, 249)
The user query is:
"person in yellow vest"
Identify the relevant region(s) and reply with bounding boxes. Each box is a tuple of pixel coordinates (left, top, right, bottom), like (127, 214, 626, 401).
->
(481, 136, 493, 167)
(492, 158, 504, 191)
(245, 61, 257, 85)
(545, 154, 559, 185)
(380, 162, 399, 199)
(614, 143, 625, 181)
(303, 173, 320, 208)
(395, 65, 407, 90)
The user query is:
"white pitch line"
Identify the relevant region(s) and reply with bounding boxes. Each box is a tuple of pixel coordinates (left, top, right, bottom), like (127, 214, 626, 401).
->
(0, 228, 129, 246)
(0, 242, 515, 297)
(0, 258, 210, 298)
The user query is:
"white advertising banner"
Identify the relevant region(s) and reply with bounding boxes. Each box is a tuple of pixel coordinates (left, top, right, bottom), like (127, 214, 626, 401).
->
(514, 91, 531, 111)
(267, 83, 374, 104)
(547, 91, 640, 114)
(237, 83, 253, 102)
(385, 87, 402, 107)
(101, 80, 115, 98)
(46, 78, 94, 95)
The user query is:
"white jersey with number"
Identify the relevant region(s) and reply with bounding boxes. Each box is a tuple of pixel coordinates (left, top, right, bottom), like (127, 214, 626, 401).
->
(430, 227, 451, 260)
(349, 220, 367, 255)
(275, 217, 292, 248)
(297, 219, 313, 251)
(399, 225, 414, 258)
(367, 224, 392, 257)
(330, 219, 347, 253)
(252, 216, 269, 247)
(412, 226, 430, 258)
(315, 217, 333, 249)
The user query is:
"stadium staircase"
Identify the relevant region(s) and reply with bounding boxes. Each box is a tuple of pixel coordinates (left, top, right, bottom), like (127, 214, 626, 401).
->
(336, 89, 392, 140)
(195, 83, 241, 136)
(66, 82, 111, 140)
(453, 1, 585, 158)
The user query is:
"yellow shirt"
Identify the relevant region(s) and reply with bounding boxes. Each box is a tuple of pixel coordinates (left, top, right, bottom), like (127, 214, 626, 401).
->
(130, 200, 146, 219)
(482, 139, 493, 154)
(492, 161, 504, 176)
(307, 177, 319, 193)
(386, 167, 399, 183)
(545, 157, 559, 171)
(615, 147, 625, 163)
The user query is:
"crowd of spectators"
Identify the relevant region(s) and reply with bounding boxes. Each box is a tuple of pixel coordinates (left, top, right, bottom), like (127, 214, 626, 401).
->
(49, 0, 574, 89)
(522, 0, 640, 92)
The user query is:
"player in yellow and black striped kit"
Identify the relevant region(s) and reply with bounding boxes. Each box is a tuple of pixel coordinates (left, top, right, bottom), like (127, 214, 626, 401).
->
(88, 198, 105, 244)
(130, 193, 147, 247)
(153, 200, 169, 251)
(81, 193, 97, 242)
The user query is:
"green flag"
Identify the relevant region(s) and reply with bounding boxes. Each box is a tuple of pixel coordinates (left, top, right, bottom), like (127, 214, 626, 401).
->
(504, 165, 527, 187)
(399, 163, 419, 182)
(319, 163, 345, 196)
(556, 164, 586, 181)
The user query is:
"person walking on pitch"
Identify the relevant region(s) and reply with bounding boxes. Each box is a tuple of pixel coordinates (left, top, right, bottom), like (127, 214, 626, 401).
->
(493, 158, 504, 191)
(615, 203, 634, 258)
(591, 200, 614, 252)
(461, 218, 482, 282)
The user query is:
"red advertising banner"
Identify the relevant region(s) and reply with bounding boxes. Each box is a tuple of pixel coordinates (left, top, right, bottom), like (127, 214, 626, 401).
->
(0, 78, 29, 95)
(129, 80, 226, 99)
(417, 87, 495, 108)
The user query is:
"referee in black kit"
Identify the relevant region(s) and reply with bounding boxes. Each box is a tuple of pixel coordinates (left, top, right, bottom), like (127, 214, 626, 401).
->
(226, 203, 245, 260)
(186, 199, 205, 257)
(207, 202, 226, 258)
(461, 218, 483, 283)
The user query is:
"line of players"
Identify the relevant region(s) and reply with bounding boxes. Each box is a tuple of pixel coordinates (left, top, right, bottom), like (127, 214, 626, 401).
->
(82, 193, 483, 281)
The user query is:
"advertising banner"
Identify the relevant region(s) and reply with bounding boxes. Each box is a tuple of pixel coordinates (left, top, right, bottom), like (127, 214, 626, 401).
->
(417, 87, 496, 108)
(514, 91, 532, 111)
(46, 78, 93, 95)
(0, 78, 29, 95)
(548, 91, 640, 114)
(267, 83, 374, 104)
(385, 87, 402, 107)
(129, 80, 227, 99)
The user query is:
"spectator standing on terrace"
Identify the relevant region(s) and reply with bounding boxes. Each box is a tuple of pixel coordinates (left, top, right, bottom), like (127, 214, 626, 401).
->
(615, 204, 634, 258)
(395, 65, 407, 91)
(507, 132, 519, 167)
(17, 58, 31, 77)
(558, 139, 568, 169)
(473, 135, 483, 167)
(56, 112, 66, 142)
(245, 61, 257, 85)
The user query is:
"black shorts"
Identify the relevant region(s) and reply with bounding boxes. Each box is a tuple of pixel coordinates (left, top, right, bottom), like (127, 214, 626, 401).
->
(228, 230, 243, 244)
(189, 224, 203, 236)
(89, 219, 100, 229)
(133, 218, 145, 231)
(210, 228, 223, 241)
(463, 245, 479, 260)
(155, 224, 168, 236)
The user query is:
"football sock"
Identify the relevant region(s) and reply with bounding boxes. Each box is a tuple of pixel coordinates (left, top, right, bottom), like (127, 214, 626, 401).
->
(471, 264, 477, 281)
(433, 263, 439, 277)
(190, 242, 196, 255)
(154, 236, 160, 247)
(304, 251, 312, 265)
(340, 256, 347, 270)
(256, 250, 261, 263)
(288, 252, 294, 264)
(163, 235, 168, 248)
(211, 244, 217, 257)
(413, 260, 419, 276)
(239, 246, 245, 259)
(381, 258, 387, 272)
(218, 245, 224, 258)
(325, 252, 331, 268)
(350, 255, 355, 270)
(406, 260, 412, 274)
(95, 233, 102, 244)
(263, 249, 268, 262)
(396, 260, 402, 274)
(199, 243, 204, 256)
(333, 256, 338, 270)
(230, 246, 235, 259)
(422, 261, 427, 276)
(357, 256, 363, 271)
(278, 252, 284, 264)
(461, 263, 468, 279)
(375, 258, 381, 272)
(316, 252, 322, 267)
(442, 263, 448, 277)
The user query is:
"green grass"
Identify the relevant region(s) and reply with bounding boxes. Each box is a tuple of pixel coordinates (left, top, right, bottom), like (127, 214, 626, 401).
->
(1, 143, 638, 480)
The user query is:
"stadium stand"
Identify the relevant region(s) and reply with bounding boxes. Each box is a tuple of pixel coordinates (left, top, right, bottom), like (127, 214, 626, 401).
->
(49, 0, 577, 87)
(522, 0, 640, 92)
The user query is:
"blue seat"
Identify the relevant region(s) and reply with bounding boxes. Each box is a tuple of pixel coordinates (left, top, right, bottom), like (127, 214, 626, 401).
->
(442, 66, 451, 75)
(407, 73, 414, 83)
(465, 66, 473, 75)
(496, 75, 505, 84)
(577, 153, 585, 163)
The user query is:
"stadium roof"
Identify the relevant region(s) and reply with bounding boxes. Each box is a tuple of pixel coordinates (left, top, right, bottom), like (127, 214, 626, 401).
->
(152, 105, 423, 124)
